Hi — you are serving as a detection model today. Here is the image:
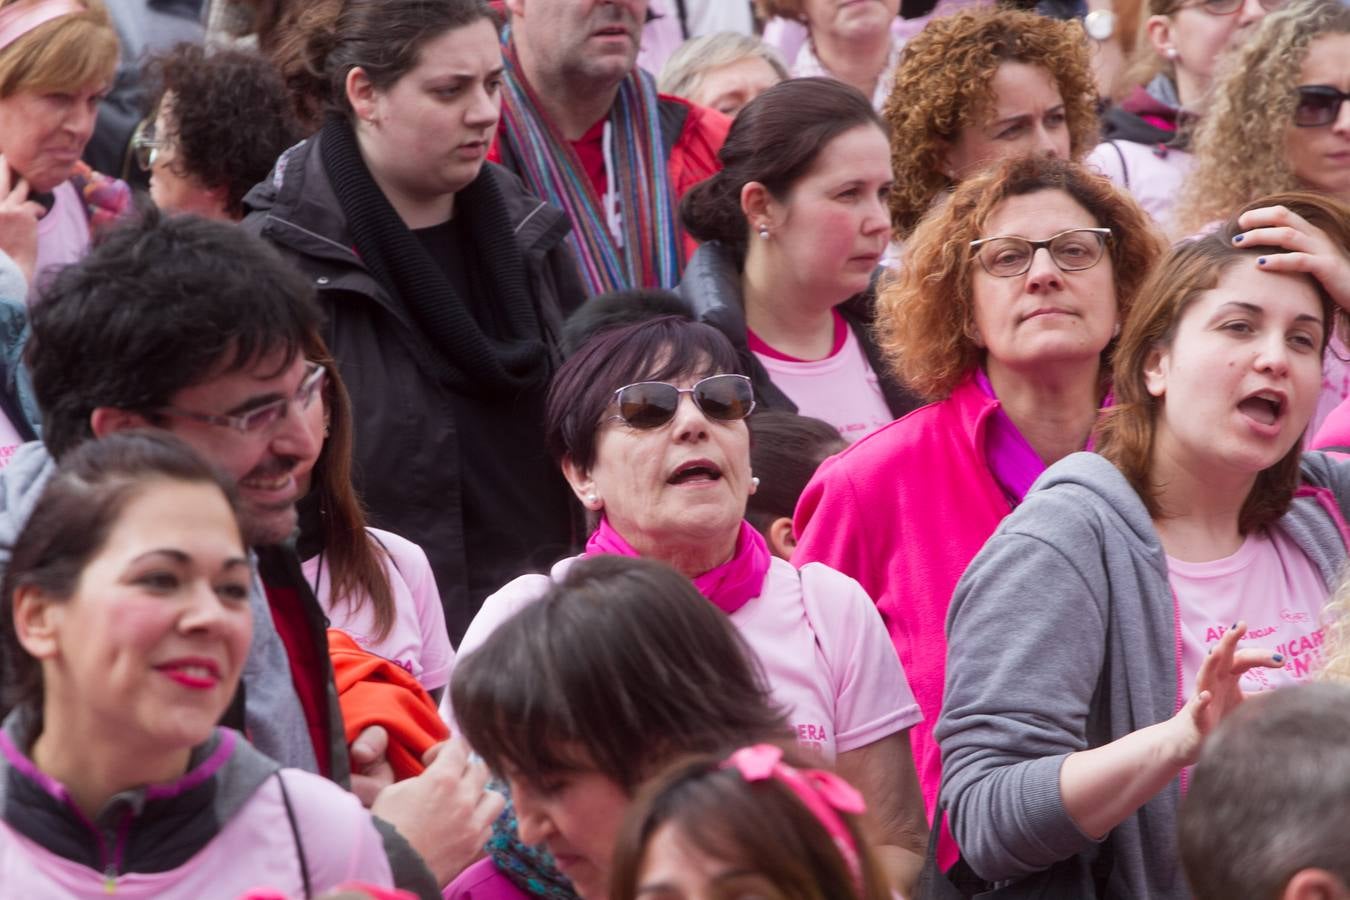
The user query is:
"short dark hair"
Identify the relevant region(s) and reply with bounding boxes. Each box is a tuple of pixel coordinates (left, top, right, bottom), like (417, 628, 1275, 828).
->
(274, 0, 497, 126)
(27, 211, 323, 461)
(611, 750, 893, 900)
(560, 289, 694, 358)
(1179, 683, 1350, 899)
(745, 412, 845, 533)
(451, 555, 791, 791)
(147, 43, 302, 218)
(544, 316, 743, 473)
(0, 431, 243, 716)
(681, 78, 883, 264)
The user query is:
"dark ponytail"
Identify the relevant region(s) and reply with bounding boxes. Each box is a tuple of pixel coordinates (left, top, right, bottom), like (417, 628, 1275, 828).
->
(680, 77, 884, 265)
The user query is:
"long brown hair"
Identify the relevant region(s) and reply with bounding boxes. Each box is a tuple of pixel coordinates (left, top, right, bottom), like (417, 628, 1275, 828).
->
(1095, 191, 1350, 532)
(305, 333, 396, 640)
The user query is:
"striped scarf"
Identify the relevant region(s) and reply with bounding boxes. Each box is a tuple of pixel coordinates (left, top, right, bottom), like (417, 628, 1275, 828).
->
(498, 33, 684, 296)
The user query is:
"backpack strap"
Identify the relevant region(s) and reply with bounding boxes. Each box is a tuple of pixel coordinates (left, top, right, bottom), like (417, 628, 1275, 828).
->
(275, 770, 313, 899)
(1107, 141, 1130, 190)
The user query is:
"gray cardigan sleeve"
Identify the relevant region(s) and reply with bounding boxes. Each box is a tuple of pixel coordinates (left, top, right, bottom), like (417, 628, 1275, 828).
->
(936, 504, 1110, 881)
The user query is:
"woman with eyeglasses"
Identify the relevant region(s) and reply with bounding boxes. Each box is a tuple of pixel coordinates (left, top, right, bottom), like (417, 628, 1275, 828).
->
(678, 77, 922, 444)
(454, 315, 928, 896)
(1087, 0, 1281, 231)
(243, 0, 585, 646)
(793, 155, 1164, 874)
(0, 0, 128, 297)
(937, 190, 1350, 896)
(1177, 0, 1350, 433)
(135, 43, 299, 221)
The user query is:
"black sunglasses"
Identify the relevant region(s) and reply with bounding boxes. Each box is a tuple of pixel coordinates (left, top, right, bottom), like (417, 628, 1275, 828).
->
(1294, 85, 1350, 128)
(609, 374, 756, 429)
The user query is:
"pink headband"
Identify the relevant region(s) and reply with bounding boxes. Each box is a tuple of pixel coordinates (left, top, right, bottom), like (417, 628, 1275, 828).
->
(722, 744, 868, 888)
(0, 0, 84, 52)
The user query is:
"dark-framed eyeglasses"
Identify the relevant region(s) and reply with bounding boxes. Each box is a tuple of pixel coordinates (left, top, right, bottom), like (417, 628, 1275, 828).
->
(1293, 85, 1350, 128)
(607, 374, 756, 430)
(155, 362, 328, 435)
(1174, 0, 1285, 15)
(970, 227, 1113, 278)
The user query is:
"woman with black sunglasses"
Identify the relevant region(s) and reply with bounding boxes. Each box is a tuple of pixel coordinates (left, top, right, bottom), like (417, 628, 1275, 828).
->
(1088, 0, 1282, 232)
(1177, 0, 1350, 435)
(452, 315, 928, 898)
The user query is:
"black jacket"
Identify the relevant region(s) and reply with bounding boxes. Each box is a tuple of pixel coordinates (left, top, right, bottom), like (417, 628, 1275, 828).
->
(677, 241, 923, 419)
(242, 134, 586, 643)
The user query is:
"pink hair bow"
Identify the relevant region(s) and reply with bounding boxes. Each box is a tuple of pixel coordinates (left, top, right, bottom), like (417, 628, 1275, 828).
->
(723, 744, 868, 887)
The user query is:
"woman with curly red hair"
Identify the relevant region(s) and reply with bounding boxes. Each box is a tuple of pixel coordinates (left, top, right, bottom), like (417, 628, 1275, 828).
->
(794, 156, 1163, 872)
(883, 6, 1099, 241)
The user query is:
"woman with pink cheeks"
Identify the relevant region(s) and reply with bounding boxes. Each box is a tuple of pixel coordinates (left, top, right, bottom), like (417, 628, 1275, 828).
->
(0, 0, 127, 293)
(937, 193, 1350, 895)
(456, 316, 928, 895)
(0, 431, 394, 895)
(679, 77, 922, 443)
(792, 155, 1162, 870)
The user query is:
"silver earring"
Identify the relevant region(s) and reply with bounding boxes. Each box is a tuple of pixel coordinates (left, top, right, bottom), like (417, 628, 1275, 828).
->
(1112, 322, 1122, 338)
(751, 476, 761, 489)
(757, 224, 770, 240)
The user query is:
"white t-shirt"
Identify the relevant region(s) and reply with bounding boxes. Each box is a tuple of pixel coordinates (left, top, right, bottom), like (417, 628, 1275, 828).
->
(1170, 527, 1331, 699)
(450, 555, 921, 764)
(303, 527, 454, 692)
(751, 323, 894, 444)
(0, 407, 26, 469)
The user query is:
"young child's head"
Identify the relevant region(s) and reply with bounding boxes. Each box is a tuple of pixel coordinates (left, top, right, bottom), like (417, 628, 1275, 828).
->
(1179, 683, 1350, 900)
(609, 744, 891, 900)
(746, 412, 846, 559)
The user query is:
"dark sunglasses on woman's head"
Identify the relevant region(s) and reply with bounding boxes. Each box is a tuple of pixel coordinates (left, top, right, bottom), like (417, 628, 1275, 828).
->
(1293, 85, 1350, 128)
(608, 374, 756, 429)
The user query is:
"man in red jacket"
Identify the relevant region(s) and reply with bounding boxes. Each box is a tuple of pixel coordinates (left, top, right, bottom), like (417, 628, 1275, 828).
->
(491, 0, 730, 297)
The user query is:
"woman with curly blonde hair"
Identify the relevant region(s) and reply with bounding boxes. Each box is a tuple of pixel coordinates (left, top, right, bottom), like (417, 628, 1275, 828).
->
(1178, 0, 1350, 432)
(1177, 0, 1350, 234)
(793, 155, 1162, 872)
(884, 6, 1099, 240)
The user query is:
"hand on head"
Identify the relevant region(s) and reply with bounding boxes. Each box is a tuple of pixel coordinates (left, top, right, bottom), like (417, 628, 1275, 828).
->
(1234, 203, 1350, 312)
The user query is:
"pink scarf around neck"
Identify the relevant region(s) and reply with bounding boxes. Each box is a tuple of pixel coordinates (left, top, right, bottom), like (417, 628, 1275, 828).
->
(584, 518, 772, 614)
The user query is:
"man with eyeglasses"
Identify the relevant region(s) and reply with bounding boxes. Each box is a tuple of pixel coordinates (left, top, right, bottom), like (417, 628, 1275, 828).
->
(0, 213, 497, 897)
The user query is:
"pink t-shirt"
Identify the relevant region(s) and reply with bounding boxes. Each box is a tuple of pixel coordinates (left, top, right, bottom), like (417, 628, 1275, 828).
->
(31, 181, 90, 303)
(304, 527, 454, 692)
(451, 556, 921, 764)
(0, 410, 26, 469)
(0, 768, 392, 897)
(1170, 527, 1331, 699)
(748, 317, 894, 444)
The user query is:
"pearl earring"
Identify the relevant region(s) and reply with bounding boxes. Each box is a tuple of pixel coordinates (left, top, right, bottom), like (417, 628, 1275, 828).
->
(586, 492, 599, 506)
(751, 476, 761, 489)
(757, 224, 770, 240)
(1164, 47, 1178, 60)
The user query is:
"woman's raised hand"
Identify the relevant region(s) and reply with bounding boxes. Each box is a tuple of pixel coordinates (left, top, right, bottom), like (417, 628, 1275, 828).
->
(1168, 622, 1284, 767)
(1235, 204, 1350, 313)
(0, 154, 43, 287)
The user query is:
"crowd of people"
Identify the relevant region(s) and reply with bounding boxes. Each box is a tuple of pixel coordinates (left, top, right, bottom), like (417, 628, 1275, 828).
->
(0, 0, 1347, 898)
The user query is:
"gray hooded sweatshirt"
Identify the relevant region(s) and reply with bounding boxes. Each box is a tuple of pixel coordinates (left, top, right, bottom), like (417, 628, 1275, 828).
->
(937, 450, 1350, 898)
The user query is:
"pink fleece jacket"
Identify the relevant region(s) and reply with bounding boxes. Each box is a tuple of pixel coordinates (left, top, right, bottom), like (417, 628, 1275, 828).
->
(792, 375, 1012, 868)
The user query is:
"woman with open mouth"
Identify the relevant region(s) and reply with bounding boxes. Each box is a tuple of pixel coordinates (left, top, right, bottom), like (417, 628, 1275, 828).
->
(937, 190, 1350, 898)
(453, 315, 928, 897)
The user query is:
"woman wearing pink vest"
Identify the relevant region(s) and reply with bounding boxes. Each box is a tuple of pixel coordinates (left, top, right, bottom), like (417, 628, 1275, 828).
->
(792, 155, 1164, 869)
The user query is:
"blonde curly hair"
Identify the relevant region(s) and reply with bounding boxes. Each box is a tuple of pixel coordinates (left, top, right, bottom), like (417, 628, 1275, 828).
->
(1175, 0, 1350, 235)
(877, 156, 1164, 401)
(884, 7, 1100, 240)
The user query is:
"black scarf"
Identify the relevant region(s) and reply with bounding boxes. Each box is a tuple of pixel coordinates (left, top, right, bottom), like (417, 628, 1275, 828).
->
(320, 115, 550, 398)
